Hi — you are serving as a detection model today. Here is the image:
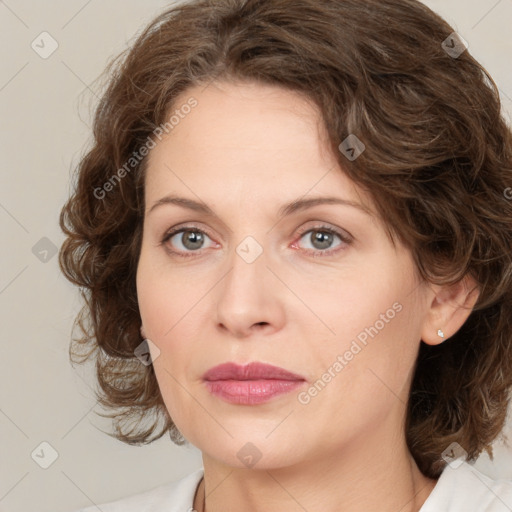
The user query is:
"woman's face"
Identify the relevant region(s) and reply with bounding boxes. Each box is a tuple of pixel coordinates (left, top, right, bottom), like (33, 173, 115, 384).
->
(136, 80, 433, 470)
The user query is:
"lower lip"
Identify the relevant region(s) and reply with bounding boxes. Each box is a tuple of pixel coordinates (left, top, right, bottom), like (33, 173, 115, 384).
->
(204, 379, 305, 404)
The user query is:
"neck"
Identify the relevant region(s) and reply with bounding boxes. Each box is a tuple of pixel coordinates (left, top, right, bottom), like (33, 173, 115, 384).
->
(195, 425, 437, 512)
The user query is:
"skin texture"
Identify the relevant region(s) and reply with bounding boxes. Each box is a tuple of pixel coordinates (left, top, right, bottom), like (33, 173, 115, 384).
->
(136, 80, 479, 512)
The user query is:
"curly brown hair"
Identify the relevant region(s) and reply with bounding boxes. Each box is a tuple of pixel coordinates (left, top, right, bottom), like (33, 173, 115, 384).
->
(59, 0, 512, 479)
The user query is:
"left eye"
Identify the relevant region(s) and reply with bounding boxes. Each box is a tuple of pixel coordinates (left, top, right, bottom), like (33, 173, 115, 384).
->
(296, 228, 345, 252)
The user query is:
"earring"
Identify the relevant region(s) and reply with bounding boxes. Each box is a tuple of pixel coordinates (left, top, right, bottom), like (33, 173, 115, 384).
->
(140, 325, 146, 339)
(437, 329, 445, 339)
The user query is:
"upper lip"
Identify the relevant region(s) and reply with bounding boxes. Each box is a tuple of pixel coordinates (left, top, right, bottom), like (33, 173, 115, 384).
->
(203, 362, 305, 381)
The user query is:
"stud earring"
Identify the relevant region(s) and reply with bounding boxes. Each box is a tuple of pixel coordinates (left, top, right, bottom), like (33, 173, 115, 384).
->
(437, 329, 444, 339)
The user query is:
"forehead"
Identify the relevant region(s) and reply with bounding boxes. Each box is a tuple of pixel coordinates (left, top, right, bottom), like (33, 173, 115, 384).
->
(156, 80, 328, 160)
(144, 80, 374, 215)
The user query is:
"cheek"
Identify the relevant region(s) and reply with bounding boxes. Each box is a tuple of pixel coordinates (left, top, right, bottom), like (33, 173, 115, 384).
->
(136, 249, 207, 413)
(137, 279, 197, 379)
(290, 261, 411, 356)
(282, 289, 422, 457)
(136, 268, 191, 434)
(302, 261, 423, 404)
(136, 247, 201, 340)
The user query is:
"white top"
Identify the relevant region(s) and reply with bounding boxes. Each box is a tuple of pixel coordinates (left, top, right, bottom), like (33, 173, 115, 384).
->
(73, 461, 512, 511)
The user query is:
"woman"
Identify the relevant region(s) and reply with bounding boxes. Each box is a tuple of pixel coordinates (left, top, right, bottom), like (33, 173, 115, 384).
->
(60, 0, 512, 510)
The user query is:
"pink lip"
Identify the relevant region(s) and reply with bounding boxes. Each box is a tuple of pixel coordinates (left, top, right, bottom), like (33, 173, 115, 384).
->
(203, 362, 306, 405)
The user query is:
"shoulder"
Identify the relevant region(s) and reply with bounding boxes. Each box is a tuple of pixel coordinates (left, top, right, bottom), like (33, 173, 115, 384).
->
(421, 461, 512, 512)
(70, 468, 204, 512)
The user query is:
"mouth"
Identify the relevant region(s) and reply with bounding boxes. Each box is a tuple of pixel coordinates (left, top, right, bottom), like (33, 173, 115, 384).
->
(202, 362, 306, 405)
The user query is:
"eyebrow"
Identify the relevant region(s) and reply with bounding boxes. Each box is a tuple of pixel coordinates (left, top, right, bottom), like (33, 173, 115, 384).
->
(147, 194, 374, 219)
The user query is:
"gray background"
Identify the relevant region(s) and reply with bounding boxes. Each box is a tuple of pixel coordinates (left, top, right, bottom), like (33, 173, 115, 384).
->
(0, 1, 511, 511)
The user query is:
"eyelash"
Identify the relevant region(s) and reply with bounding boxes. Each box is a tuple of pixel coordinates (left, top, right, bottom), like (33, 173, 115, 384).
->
(160, 224, 352, 259)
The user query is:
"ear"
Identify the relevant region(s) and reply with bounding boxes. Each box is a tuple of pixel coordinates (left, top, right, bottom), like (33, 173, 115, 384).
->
(421, 274, 480, 346)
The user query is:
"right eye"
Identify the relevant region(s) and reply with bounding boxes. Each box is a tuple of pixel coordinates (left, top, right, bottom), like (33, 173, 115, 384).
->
(161, 226, 217, 257)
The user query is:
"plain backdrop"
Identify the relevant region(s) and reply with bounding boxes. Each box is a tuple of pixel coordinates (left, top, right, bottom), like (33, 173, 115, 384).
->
(1, 1, 511, 511)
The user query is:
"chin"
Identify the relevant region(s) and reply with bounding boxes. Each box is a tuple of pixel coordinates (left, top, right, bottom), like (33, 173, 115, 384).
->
(195, 432, 309, 471)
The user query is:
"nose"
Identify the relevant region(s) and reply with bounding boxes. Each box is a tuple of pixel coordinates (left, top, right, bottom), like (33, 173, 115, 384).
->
(215, 239, 286, 339)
